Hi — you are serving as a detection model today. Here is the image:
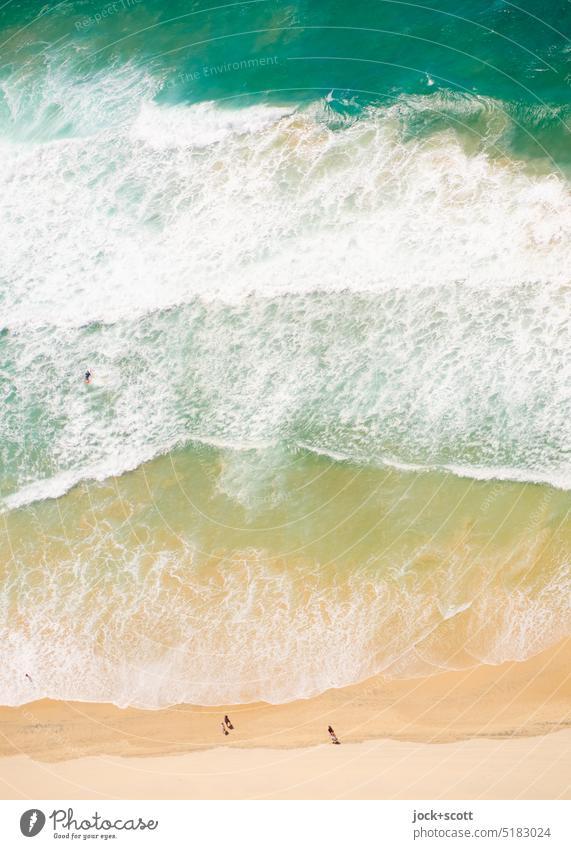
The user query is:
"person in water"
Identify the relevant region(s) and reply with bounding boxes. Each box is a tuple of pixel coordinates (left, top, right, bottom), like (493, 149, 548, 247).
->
(224, 715, 234, 730)
(84, 369, 92, 384)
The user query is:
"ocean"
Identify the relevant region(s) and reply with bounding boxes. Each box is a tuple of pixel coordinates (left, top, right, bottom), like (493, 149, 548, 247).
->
(0, 0, 570, 707)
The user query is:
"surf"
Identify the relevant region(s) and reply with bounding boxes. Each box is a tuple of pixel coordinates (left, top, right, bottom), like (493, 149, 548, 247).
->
(3, 96, 571, 330)
(2, 280, 570, 512)
(1, 90, 571, 507)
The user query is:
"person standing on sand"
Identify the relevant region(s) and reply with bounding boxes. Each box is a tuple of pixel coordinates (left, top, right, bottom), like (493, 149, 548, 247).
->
(221, 722, 229, 736)
(224, 715, 234, 730)
(328, 725, 340, 744)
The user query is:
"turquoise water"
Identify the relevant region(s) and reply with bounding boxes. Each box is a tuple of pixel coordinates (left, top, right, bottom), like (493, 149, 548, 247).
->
(1, 1, 570, 163)
(0, 1, 570, 706)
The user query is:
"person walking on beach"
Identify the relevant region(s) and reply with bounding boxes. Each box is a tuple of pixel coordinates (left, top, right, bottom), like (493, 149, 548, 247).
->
(328, 725, 340, 744)
(224, 715, 234, 730)
(221, 722, 229, 737)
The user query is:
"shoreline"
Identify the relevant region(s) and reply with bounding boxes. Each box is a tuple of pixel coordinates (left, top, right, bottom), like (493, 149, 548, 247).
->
(1, 639, 570, 798)
(1, 638, 570, 799)
(1, 638, 570, 760)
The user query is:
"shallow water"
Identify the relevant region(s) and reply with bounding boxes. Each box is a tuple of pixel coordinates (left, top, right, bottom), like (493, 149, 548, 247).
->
(1, 447, 569, 706)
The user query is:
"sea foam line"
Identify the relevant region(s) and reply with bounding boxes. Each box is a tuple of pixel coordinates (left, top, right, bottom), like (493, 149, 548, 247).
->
(3, 435, 569, 516)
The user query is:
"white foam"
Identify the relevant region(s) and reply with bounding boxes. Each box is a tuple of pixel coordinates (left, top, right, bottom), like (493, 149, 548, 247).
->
(300, 447, 571, 492)
(1, 542, 568, 708)
(1, 441, 176, 513)
(1, 91, 570, 508)
(130, 100, 295, 148)
(2, 97, 571, 329)
(0, 61, 160, 142)
(2, 276, 570, 512)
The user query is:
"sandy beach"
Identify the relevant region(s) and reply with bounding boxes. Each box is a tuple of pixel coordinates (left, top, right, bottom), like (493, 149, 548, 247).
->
(1, 638, 570, 799)
(2, 733, 570, 800)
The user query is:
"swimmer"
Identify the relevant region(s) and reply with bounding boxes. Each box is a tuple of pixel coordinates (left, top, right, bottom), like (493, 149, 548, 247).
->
(84, 369, 92, 384)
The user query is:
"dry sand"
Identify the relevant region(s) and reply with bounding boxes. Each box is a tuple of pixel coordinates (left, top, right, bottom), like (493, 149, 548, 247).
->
(1, 639, 570, 799)
(2, 733, 570, 800)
